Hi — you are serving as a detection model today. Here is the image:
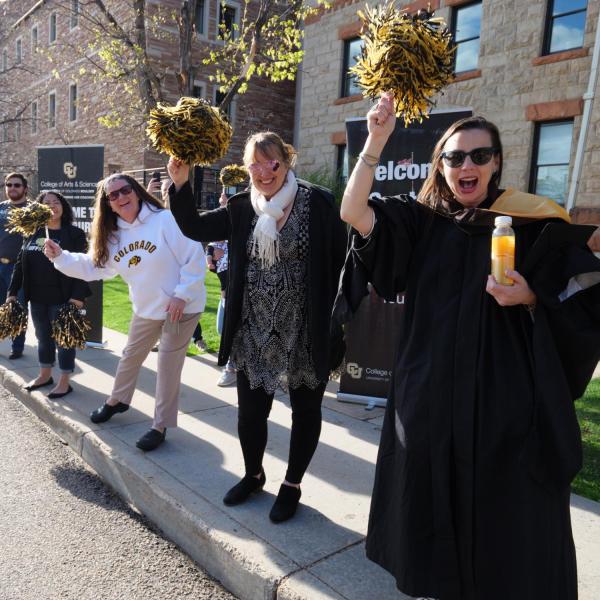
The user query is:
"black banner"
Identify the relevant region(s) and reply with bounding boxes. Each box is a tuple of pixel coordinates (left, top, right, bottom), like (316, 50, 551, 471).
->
(37, 145, 104, 343)
(339, 111, 472, 405)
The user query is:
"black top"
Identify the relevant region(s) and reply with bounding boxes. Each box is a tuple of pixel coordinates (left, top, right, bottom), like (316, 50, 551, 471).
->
(9, 224, 91, 304)
(0, 200, 28, 261)
(336, 194, 600, 600)
(169, 179, 348, 380)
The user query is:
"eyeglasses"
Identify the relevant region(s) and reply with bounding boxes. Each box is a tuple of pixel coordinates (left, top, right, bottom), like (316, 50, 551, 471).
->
(5, 182, 23, 188)
(440, 147, 498, 168)
(248, 160, 280, 175)
(107, 184, 133, 202)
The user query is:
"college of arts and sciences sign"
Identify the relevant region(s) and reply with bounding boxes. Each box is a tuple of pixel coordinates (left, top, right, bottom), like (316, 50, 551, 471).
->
(339, 110, 472, 407)
(37, 145, 104, 344)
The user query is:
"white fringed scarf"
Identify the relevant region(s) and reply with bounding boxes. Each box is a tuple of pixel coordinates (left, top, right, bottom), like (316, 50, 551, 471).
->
(250, 170, 298, 268)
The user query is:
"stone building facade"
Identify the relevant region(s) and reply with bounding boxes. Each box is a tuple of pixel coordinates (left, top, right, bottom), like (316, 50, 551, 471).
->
(0, 0, 295, 192)
(297, 0, 600, 223)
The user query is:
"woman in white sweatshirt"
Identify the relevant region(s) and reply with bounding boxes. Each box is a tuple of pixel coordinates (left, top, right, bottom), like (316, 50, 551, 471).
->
(44, 173, 206, 451)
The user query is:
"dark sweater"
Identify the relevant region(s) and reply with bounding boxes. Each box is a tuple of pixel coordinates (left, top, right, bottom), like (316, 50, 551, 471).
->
(170, 179, 348, 379)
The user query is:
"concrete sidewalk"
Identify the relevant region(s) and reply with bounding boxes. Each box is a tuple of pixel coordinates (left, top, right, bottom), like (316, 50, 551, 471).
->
(1, 328, 599, 600)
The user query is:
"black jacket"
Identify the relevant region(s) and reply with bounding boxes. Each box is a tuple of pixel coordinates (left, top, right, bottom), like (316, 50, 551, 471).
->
(170, 179, 347, 380)
(9, 225, 91, 303)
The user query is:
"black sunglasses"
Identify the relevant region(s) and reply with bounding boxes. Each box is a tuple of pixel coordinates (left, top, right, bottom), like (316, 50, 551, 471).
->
(5, 182, 24, 188)
(107, 184, 133, 202)
(440, 147, 498, 168)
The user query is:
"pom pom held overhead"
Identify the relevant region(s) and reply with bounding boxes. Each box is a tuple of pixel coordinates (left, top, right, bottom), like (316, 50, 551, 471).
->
(351, 2, 455, 126)
(146, 97, 233, 166)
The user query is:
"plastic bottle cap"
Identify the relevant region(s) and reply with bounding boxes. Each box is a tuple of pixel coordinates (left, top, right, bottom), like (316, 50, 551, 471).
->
(494, 215, 512, 227)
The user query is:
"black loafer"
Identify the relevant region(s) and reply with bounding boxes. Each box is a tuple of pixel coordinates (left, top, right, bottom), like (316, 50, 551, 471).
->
(269, 484, 301, 523)
(135, 428, 166, 451)
(48, 385, 73, 399)
(90, 402, 130, 423)
(24, 377, 54, 392)
(9, 351, 23, 360)
(223, 469, 266, 506)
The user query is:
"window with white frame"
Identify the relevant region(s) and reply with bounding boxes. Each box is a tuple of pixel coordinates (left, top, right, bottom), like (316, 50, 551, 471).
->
(543, 0, 587, 55)
(192, 81, 206, 98)
(49, 13, 57, 43)
(69, 84, 77, 121)
(31, 26, 38, 51)
(48, 92, 56, 128)
(218, 1, 240, 40)
(195, 0, 207, 36)
(70, 0, 80, 29)
(452, 1, 482, 73)
(31, 101, 38, 134)
(529, 120, 574, 205)
(15, 38, 22, 64)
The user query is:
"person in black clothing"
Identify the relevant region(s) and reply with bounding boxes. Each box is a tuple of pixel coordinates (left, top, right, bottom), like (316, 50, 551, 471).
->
(339, 92, 600, 600)
(9, 191, 90, 398)
(167, 132, 347, 523)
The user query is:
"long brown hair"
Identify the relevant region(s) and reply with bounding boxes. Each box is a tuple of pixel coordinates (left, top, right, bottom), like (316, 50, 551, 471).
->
(417, 116, 503, 211)
(91, 173, 164, 267)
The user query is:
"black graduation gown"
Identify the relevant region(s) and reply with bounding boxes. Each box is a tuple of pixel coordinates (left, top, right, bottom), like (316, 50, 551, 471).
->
(339, 194, 600, 600)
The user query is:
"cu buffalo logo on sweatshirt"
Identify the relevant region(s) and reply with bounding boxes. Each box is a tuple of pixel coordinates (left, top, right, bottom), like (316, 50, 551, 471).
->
(113, 240, 157, 264)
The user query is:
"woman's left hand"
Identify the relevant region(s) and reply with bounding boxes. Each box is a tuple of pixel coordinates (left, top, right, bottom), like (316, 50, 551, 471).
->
(69, 298, 84, 309)
(166, 297, 186, 322)
(486, 270, 537, 306)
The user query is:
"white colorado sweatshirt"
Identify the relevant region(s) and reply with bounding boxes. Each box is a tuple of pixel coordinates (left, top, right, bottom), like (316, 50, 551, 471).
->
(52, 203, 206, 320)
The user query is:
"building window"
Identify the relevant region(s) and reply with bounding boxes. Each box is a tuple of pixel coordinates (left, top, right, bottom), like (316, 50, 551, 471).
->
(192, 82, 206, 98)
(543, 0, 587, 55)
(49, 13, 57, 43)
(69, 84, 77, 121)
(15, 118, 21, 141)
(15, 38, 22, 64)
(31, 26, 38, 51)
(195, 0, 207, 36)
(530, 120, 574, 205)
(2, 122, 8, 143)
(31, 102, 38, 134)
(337, 144, 349, 186)
(218, 2, 240, 40)
(2, 49, 7, 71)
(48, 92, 56, 128)
(452, 1, 482, 73)
(341, 37, 363, 97)
(70, 0, 80, 29)
(215, 89, 235, 123)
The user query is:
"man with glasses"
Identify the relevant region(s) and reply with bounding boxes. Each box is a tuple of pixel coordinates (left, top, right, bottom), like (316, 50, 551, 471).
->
(0, 173, 30, 359)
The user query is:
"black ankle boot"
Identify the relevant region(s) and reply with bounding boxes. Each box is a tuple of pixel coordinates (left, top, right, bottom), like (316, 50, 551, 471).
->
(223, 469, 266, 506)
(269, 484, 301, 523)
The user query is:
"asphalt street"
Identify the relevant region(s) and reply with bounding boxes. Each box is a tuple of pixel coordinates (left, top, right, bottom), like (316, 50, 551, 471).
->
(0, 386, 237, 600)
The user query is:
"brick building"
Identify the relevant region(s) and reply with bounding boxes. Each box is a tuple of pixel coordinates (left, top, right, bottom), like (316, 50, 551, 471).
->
(0, 0, 296, 194)
(297, 0, 600, 224)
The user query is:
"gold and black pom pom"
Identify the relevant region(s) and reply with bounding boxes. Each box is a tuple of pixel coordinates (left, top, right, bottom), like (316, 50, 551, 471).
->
(51, 303, 91, 350)
(0, 300, 28, 340)
(146, 97, 233, 166)
(219, 165, 248, 187)
(351, 2, 455, 126)
(6, 202, 53, 237)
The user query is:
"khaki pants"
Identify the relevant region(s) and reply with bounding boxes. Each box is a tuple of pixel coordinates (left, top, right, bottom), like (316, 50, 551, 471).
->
(108, 312, 200, 429)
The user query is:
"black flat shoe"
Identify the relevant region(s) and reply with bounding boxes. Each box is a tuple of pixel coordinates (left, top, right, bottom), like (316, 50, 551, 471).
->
(9, 351, 23, 360)
(269, 484, 301, 523)
(135, 428, 166, 451)
(90, 402, 130, 423)
(223, 469, 266, 506)
(47, 385, 73, 399)
(24, 377, 54, 392)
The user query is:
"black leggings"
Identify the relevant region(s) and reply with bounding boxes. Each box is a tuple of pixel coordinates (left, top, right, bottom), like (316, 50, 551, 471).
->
(236, 370, 327, 484)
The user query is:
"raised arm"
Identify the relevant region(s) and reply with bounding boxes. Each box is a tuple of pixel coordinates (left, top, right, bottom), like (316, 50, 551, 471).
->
(340, 92, 396, 235)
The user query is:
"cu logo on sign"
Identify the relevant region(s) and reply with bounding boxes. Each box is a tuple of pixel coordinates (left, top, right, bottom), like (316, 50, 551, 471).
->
(346, 362, 363, 379)
(64, 162, 77, 179)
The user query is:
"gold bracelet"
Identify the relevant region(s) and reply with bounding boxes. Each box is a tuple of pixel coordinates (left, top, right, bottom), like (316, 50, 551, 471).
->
(359, 153, 379, 169)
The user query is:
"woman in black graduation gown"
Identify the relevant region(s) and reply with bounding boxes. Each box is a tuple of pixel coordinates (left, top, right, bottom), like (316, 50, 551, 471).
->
(339, 92, 600, 600)
(8, 191, 90, 398)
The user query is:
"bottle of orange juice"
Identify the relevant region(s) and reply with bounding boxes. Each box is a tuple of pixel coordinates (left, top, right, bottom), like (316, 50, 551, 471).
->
(491, 216, 515, 286)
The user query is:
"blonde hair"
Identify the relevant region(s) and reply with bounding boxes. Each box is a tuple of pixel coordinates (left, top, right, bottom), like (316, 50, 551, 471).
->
(243, 131, 297, 169)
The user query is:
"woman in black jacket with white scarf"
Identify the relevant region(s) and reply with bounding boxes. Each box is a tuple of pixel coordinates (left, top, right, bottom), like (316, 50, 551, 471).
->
(9, 191, 90, 398)
(168, 132, 347, 522)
